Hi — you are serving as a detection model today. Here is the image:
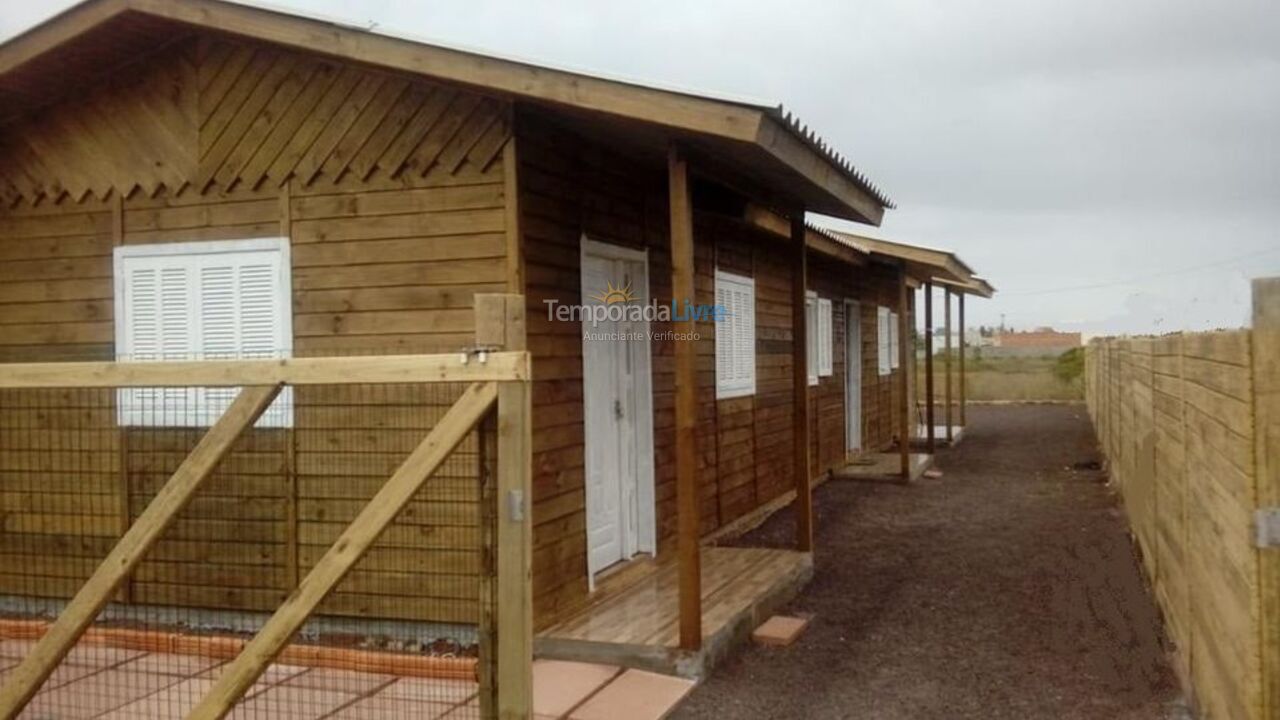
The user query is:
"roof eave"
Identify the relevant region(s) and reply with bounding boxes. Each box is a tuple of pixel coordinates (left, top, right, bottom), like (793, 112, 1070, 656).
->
(0, 0, 889, 224)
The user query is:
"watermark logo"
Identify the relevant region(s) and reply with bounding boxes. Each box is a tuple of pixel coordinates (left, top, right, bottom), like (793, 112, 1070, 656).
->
(590, 280, 637, 305)
(545, 278, 726, 342)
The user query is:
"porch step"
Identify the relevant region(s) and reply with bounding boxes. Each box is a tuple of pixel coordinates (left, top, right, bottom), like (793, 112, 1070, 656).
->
(831, 452, 933, 484)
(535, 547, 813, 679)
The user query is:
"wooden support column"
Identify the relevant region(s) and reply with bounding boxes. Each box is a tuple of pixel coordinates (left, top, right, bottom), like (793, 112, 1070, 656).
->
(791, 211, 813, 553)
(944, 287, 953, 443)
(475, 294, 532, 720)
(668, 146, 701, 651)
(924, 282, 935, 453)
(1252, 277, 1280, 719)
(898, 270, 911, 478)
(958, 292, 967, 427)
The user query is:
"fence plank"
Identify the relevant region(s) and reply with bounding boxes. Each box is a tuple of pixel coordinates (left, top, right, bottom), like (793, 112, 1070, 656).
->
(0, 384, 282, 718)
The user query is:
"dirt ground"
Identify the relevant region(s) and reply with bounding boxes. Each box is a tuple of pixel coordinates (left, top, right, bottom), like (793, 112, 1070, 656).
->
(672, 404, 1187, 720)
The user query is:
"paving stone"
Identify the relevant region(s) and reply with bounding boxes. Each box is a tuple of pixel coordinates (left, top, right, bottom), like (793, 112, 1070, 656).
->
(379, 676, 477, 705)
(283, 666, 399, 694)
(119, 651, 224, 677)
(751, 615, 810, 647)
(327, 694, 460, 719)
(22, 669, 183, 719)
(533, 659, 621, 718)
(226, 684, 358, 719)
(569, 670, 694, 720)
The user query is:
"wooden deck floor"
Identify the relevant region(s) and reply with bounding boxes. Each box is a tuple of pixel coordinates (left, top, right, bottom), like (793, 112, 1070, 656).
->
(535, 547, 812, 678)
(831, 452, 933, 483)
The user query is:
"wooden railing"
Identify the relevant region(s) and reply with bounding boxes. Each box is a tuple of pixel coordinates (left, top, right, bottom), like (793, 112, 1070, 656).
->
(0, 293, 533, 720)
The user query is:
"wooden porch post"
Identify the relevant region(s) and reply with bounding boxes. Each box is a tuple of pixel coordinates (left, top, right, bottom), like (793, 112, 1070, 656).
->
(898, 268, 910, 478)
(668, 145, 701, 651)
(958, 292, 967, 427)
(924, 282, 935, 452)
(792, 212, 814, 553)
(944, 287, 953, 443)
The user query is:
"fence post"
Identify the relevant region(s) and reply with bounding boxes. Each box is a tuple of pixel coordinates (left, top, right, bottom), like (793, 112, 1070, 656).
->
(476, 293, 533, 720)
(1252, 278, 1280, 719)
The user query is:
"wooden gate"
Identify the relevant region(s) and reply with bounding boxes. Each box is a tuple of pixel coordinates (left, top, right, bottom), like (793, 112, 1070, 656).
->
(0, 294, 532, 720)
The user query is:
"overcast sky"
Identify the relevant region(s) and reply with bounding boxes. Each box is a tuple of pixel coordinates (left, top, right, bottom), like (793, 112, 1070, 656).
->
(3, 0, 1277, 335)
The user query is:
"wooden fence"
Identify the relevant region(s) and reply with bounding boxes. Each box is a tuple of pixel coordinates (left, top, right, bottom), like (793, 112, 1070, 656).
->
(0, 294, 533, 720)
(1084, 278, 1279, 720)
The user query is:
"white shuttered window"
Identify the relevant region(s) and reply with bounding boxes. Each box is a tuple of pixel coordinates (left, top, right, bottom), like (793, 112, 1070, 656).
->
(805, 292, 818, 386)
(818, 298, 833, 377)
(114, 238, 293, 427)
(877, 306, 891, 376)
(715, 270, 756, 399)
(889, 311, 901, 369)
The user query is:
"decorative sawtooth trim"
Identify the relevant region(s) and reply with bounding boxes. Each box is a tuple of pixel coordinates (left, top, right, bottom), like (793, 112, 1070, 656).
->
(777, 106, 895, 210)
(0, 37, 513, 207)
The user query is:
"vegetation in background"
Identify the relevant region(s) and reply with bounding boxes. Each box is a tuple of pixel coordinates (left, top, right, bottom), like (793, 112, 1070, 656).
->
(917, 349, 1084, 402)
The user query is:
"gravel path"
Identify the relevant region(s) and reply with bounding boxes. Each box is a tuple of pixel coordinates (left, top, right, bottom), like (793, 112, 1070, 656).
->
(672, 404, 1185, 720)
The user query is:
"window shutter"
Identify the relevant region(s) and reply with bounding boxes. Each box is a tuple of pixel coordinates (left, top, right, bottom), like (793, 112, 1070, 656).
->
(889, 311, 900, 369)
(715, 271, 756, 399)
(715, 282, 731, 385)
(116, 238, 292, 427)
(805, 293, 817, 385)
(877, 306, 891, 375)
(818, 298, 833, 376)
(736, 279, 754, 393)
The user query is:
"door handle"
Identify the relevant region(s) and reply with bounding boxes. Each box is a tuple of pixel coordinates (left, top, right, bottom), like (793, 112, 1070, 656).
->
(614, 398, 623, 420)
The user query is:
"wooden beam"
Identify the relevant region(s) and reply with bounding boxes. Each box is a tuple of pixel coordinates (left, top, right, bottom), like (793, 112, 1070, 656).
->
(944, 287, 953, 443)
(898, 270, 910, 478)
(924, 282, 935, 453)
(792, 211, 814, 552)
(958, 292, 966, 427)
(668, 145, 701, 651)
(0, 353, 530, 388)
(741, 203, 868, 268)
(0, 384, 281, 719)
(502, 131, 524, 293)
(188, 381, 498, 720)
(476, 294, 533, 720)
(1252, 277, 1280, 720)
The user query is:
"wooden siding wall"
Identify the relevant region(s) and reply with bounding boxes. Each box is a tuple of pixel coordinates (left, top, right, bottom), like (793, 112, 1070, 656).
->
(517, 114, 908, 621)
(0, 36, 512, 624)
(1086, 333, 1273, 720)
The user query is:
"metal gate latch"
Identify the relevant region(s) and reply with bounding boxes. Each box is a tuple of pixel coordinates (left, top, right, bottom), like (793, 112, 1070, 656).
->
(1258, 508, 1280, 548)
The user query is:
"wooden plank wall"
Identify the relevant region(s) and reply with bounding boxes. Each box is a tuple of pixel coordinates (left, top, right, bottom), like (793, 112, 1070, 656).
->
(517, 112, 908, 621)
(0, 35, 512, 624)
(1086, 332, 1267, 720)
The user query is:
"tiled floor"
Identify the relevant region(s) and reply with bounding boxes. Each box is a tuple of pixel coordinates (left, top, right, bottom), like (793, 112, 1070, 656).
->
(0, 641, 693, 720)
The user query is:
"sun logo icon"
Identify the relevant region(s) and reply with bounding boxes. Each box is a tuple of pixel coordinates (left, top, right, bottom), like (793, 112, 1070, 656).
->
(591, 280, 636, 305)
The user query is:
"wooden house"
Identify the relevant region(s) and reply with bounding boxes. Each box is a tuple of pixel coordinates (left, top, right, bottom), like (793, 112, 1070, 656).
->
(0, 0, 986, 677)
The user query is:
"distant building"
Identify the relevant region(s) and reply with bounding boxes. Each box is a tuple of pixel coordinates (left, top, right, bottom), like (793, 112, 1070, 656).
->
(994, 328, 1082, 352)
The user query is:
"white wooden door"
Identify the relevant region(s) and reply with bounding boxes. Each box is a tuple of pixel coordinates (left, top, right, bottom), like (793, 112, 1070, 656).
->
(581, 242, 655, 581)
(845, 301, 863, 454)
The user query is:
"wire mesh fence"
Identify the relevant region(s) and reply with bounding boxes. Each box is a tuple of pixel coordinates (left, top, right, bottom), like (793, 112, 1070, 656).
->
(0, 359, 498, 719)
